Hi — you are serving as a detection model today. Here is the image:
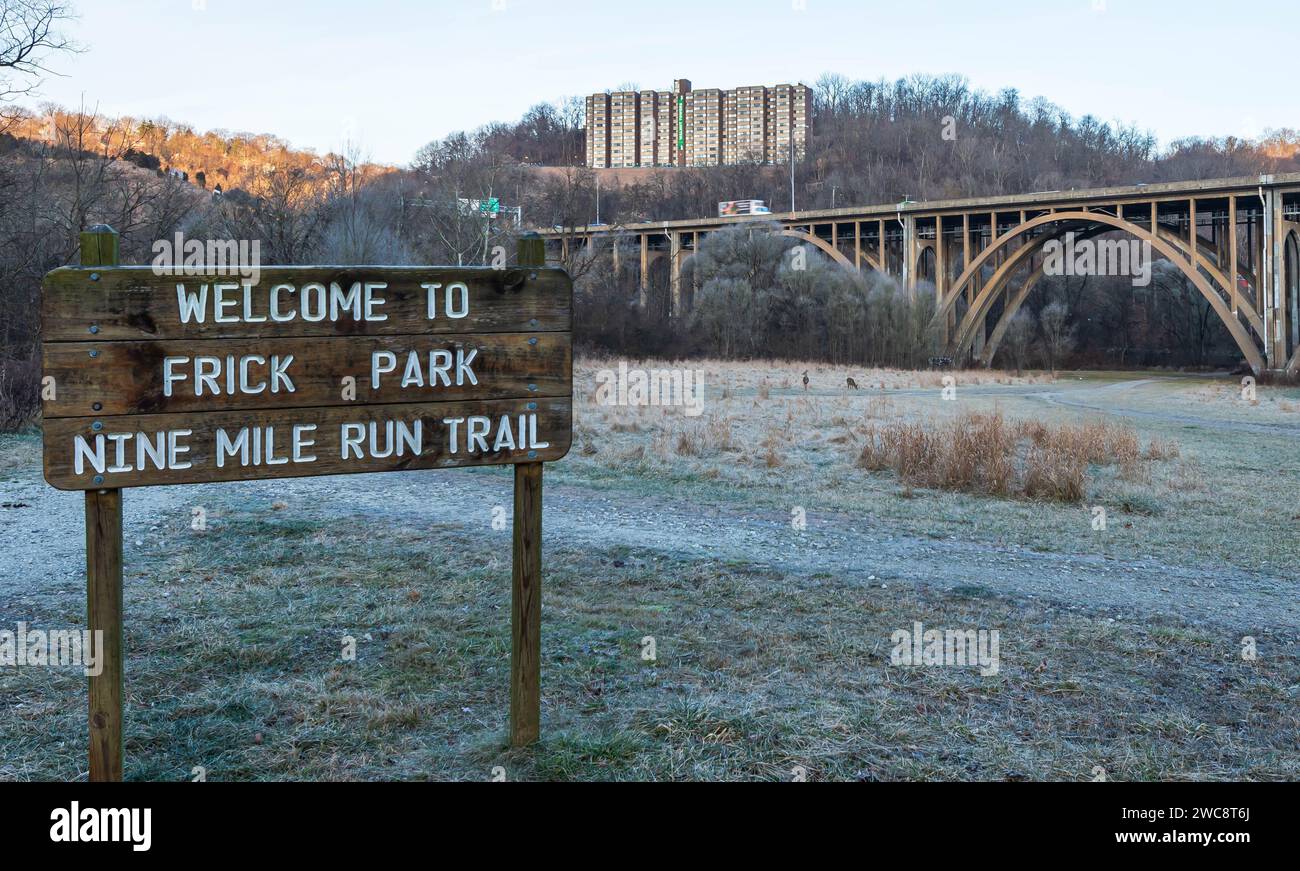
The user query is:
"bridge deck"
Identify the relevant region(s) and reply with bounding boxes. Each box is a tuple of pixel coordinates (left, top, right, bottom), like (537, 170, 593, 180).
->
(537, 171, 1300, 236)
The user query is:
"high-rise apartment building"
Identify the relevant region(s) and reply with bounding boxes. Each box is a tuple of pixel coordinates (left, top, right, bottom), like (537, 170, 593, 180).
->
(608, 90, 640, 168)
(684, 88, 723, 167)
(724, 85, 768, 164)
(584, 93, 609, 168)
(654, 93, 676, 166)
(768, 83, 811, 165)
(638, 90, 658, 167)
(582, 76, 810, 168)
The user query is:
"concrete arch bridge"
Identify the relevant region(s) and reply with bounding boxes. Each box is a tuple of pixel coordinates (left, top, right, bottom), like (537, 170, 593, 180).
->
(539, 173, 1300, 373)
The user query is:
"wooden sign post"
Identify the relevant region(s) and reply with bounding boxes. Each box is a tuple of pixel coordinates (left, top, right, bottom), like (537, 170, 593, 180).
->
(511, 233, 545, 748)
(80, 226, 125, 783)
(43, 228, 571, 779)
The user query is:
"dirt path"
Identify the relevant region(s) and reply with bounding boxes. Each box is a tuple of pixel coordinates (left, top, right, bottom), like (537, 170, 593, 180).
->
(824, 374, 1300, 438)
(3, 463, 1294, 637)
(2, 376, 1295, 635)
(228, 466, 1288, 634)
(1032, 377, 1300, 437)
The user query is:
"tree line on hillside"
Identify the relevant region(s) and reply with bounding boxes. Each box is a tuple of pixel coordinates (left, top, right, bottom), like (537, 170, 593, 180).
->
(3, 106, 386, 195)
(518, 73, 1300, 226)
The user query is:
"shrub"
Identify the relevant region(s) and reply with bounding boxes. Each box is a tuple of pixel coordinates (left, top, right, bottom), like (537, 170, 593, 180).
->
(855, 410, 1170, 503)
(0, 354, 41, 432)
(1023, 444, 1086, 502)
(1143, 437, 1181, 460)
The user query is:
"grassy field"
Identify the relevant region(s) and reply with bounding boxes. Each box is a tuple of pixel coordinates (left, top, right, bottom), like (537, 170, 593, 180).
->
(1, 360, 1297, 781)
(569, 359, 1300, 572)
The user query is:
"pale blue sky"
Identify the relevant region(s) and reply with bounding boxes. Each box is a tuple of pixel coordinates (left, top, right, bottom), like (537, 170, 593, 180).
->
(22, 0, 1299, 165)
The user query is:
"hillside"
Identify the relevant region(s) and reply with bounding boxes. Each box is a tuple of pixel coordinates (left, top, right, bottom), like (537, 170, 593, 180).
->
(3, 105, 390, 195)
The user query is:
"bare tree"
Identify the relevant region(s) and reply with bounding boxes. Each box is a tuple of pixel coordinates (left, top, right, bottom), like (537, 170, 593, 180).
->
(1001, 307, 1035, 375)
(1039, 300, 1076, 373)
(0, 1, 77, 106)
(530, 165, 602, 281)
(409, 132, 526, 266)
(319, 142, 409, 263)
(42, 104, 202, 256)
(214, 160, 329, 263)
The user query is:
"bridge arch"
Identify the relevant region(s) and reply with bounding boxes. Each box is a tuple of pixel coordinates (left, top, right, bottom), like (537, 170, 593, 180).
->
(1152, 224, 1264, 339)
(915, 241, 937, 286)
(980, 224, 1112, 367)
(777, 229, 858, 273)
(856, 249, 883, 273)
(936, 210, 1266, 373)
(949, 221, 1088, 358)
(914, 239, 935, 284)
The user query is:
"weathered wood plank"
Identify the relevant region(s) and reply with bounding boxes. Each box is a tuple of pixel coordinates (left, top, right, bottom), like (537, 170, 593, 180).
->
(510, 461, 542, 746)
(86, 487, 123, 781)
(43, 332, 570, 418)
(43, 266, 572, 341)
(43, 397, 572, 490)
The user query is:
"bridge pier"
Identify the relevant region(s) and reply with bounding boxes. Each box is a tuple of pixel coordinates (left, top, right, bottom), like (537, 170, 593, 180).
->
(639, 234, 648, 308)
(902, 215, 917, 294)
(669, 231, 682, 316)
(1260, 185, 1295, 370)
(935, 219, 947, 298)
(1263, 187, 1277, 368)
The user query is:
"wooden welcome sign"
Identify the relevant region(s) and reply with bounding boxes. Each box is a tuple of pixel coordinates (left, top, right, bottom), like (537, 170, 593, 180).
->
(43, 226, 571, 780)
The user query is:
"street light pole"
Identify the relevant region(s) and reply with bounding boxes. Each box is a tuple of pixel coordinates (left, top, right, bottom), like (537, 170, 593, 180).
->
(483, 188, 493, 265)
(789, 147, 795, 213)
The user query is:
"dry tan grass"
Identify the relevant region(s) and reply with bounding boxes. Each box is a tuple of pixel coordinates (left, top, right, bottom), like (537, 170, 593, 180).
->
(1012, 418, 1049, 445)
(864, 397, 896, 419)
(571, 358, 1201, 513)
(1169, 457, 1206, 492)
(858, 411, 1015, 497)
(675, 428, 703, 457)
(647, 414, 739, 460)
(1023, 443, 1086, 502)
(1143, 437, 1181, 461)
(1015, 418, 1139, 465)
(856, 410, 1173, 503)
